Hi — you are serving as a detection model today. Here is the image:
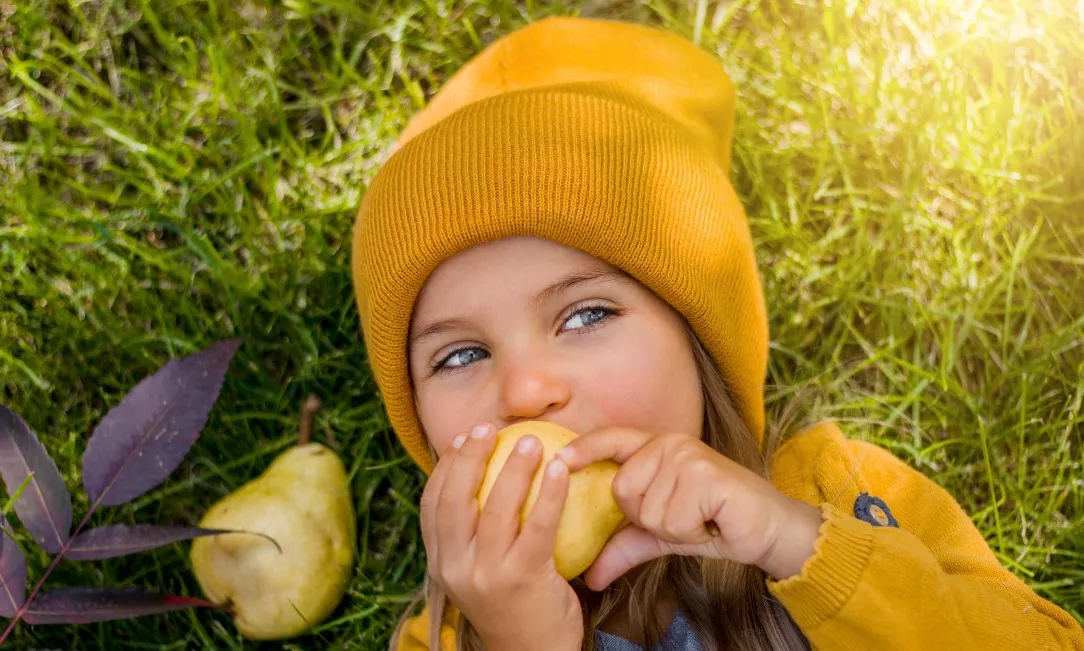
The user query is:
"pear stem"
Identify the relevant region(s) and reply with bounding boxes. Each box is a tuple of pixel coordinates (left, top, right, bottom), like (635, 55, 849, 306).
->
(299, 394, 321, 445)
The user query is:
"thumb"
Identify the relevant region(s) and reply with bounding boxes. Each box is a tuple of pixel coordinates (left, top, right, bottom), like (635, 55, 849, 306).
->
(583, 524, 670, 591)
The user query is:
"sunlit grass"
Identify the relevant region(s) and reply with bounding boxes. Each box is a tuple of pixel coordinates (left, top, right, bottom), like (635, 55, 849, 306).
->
(1, 0, 1081, 647)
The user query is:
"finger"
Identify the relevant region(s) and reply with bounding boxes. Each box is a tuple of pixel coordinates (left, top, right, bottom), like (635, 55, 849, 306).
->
(476, 434, 544, 559)
(435, 424, 498, 558)
(420, 432, 469, 564)
(635, 453, 681, 540)
(554, 426, 654, 472)
(582, 524, 668, 591)
(509, 458, 569, 568)
(663, 468, 718, 544)
(609, 444, 664, 528)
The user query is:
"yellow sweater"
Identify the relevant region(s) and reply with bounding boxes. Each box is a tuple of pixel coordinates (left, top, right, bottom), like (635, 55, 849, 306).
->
(394, 421, 1084, 650)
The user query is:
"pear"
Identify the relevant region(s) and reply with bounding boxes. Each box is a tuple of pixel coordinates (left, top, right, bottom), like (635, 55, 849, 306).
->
(477, 421, 625, 580)
(190, 396, 355, 640)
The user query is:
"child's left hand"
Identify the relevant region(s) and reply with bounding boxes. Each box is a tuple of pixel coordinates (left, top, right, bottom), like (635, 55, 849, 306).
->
(555, 427, 824, 591)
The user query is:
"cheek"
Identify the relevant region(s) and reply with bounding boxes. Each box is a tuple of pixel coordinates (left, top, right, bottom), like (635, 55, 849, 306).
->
(414, 385, 486, 458)
(585, 327, 702, 436)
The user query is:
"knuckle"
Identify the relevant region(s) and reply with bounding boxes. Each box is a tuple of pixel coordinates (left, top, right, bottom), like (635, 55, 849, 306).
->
(517, 515, 539, 536)
(612, 471, 636, 500)
(691, 457, 717, 478)
(521, 511, 550, 535)
(476, 502, 496, 524)
(435, 485, 458, 512)
(674, 438, 695, 456)
(611, 469, 626, 493)
(477, 504, 511, 531)
(467, 571, 487, 593)
(470, 570, 507, 595)
(660, 431, 686, 447)
(673, 439, 698, 460)
(428, 560, 445, 581)
(641, 508, 662, 532)
(441, 564, 472, 591)
(420, 489, 439, 514)
(612, 480, 628, 501)
(662, 511, 684, 538)
(433, 565, 454, 590)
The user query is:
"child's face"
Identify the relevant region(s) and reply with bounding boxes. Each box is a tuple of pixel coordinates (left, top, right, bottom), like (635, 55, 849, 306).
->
(408, 236, 703, 457)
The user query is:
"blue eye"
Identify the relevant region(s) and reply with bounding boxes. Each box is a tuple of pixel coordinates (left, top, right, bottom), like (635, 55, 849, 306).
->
(436, 347, 488, 372)
(561, 305, 614, 332)
(430, 304, 619, 375)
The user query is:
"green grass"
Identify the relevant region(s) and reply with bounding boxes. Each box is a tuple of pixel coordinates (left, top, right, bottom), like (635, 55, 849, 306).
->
(1, 0, 1082, 647)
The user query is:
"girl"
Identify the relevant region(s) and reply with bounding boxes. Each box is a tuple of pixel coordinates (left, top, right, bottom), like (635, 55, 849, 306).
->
(350, 15, 1084, 651)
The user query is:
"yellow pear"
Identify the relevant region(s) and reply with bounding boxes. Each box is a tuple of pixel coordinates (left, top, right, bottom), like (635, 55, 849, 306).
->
(477, 421, 625, 579)
(190, 396, 355, 640)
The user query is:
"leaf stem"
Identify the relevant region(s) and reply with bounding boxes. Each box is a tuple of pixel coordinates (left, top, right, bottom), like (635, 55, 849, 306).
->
(1, 471, 131, 642)
(0, 506, 96, 643)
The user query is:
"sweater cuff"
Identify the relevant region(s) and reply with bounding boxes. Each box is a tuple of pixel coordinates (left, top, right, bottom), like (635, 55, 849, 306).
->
(766, 501, 876, 629)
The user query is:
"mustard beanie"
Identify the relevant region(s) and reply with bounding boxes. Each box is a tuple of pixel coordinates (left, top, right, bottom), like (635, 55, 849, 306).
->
(351, 15, 768, 474)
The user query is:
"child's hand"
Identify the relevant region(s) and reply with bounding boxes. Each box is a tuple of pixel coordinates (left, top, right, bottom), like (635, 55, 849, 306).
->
(420, 423, 584, 651)
(556, 427, 823, 591)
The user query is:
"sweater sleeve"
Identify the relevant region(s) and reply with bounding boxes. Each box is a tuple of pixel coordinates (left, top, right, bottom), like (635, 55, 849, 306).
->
(394, 603, 458, 651)
(767, 421, 1084, 650)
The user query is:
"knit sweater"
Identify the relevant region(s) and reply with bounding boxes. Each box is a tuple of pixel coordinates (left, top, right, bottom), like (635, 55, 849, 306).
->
(392, 420, 1084, 650)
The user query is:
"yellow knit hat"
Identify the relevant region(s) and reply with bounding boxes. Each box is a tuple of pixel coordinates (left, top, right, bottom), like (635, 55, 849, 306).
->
(351, 16, 768, 474)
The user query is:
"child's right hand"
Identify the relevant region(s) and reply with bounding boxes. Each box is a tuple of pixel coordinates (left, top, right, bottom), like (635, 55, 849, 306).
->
(419, 423, 584, 651)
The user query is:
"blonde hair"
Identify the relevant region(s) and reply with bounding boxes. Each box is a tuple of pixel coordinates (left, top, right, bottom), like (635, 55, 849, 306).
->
(391, 318, 817, 650)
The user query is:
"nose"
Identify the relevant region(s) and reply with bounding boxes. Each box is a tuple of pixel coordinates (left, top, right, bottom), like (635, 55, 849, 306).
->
(497, 351, 572, 424)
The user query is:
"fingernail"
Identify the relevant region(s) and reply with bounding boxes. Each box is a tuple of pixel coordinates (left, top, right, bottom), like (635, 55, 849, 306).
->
(470, 424, 490, 439)
(516, 436, 538, 454)
(555, 447, 573, 463)
(546, 459, 566, 477)
(451, 434, 467, 449)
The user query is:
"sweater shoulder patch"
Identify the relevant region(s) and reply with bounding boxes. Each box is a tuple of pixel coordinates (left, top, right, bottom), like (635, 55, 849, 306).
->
(853, 492, 899, 528)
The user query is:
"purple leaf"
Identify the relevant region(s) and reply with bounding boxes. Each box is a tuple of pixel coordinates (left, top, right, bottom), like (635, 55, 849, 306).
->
(66, 524, 237, 561)
(0, 405, 73, 553)
(0, 514, 27, 617)
(82, 338, 241, 507)
(22, 587, 220, 624)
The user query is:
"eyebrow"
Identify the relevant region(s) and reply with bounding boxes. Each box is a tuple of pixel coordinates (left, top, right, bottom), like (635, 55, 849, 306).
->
(408, 268, 628, 350)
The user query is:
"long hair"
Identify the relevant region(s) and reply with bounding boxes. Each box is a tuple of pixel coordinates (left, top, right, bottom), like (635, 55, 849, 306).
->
(391, 319, 816, 650)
